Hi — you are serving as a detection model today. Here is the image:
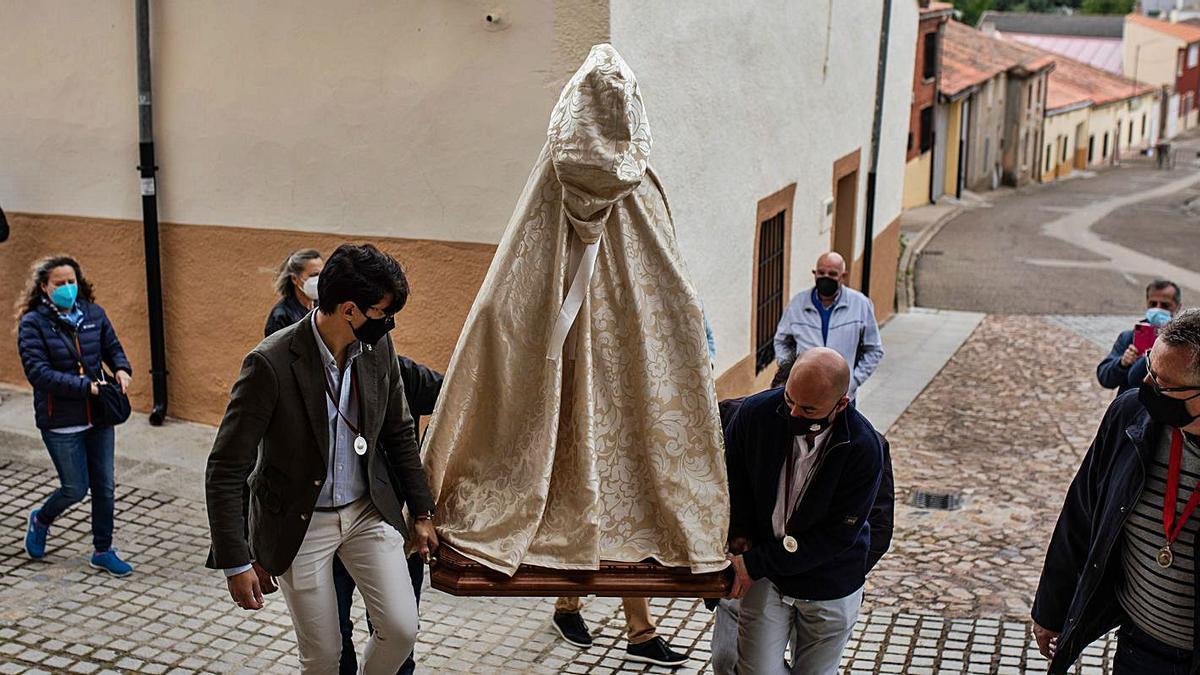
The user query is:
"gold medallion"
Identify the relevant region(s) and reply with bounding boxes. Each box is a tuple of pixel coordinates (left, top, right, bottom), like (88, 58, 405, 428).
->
(1158, 544, 1174, 568)
(783, 535, 798, 553)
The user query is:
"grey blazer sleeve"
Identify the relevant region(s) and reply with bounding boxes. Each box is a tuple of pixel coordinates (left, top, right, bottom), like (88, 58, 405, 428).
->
(205, 350, 278, 570)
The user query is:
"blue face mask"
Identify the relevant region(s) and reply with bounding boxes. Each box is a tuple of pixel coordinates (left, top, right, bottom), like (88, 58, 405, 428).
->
(1146, 307, 1172, 327)
(49, 283, 78, 310)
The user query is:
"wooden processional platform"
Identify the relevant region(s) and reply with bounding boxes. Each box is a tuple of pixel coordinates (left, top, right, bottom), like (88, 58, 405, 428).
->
(430, 545, 733, 598)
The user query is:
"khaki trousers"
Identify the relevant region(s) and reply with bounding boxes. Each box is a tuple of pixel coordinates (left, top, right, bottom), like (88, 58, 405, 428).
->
(277, 499, 418, 674)
(555, 596, 658, 644)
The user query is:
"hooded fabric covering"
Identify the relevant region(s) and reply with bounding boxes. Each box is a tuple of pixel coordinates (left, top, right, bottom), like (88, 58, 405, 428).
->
(421, 44, 729, 576)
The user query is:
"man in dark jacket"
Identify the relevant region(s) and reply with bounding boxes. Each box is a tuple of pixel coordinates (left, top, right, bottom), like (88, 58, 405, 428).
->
(724, 347, 885, 673)
(206, 244, 437, 674)
(1097, 279, 1181, 394)
(710, 391, 892, 674)
(1034, 309, 1200, 674)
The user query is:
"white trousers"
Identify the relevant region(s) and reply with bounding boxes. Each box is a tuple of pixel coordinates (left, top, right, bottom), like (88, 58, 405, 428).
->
(737, 578, 863, 675)
(277, 498, 417, 674)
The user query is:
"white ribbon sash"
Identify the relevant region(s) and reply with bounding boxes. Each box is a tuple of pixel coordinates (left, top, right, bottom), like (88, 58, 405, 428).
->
(546, 235, 601, 361)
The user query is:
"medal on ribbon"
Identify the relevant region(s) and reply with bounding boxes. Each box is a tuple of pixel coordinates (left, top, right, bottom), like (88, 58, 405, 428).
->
(1159, 430, 1196, 570)
(324, 363, 366, 457)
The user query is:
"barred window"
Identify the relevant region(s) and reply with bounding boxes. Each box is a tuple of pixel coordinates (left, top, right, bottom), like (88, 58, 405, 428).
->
(755, 211, 786, 373)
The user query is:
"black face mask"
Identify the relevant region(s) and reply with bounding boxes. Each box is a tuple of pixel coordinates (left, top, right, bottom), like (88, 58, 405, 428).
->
(1139, 380, 1200, 428)
(351, 312, 395, 346)
(815, 276, 840, 298)
(778, 401, 840, 436)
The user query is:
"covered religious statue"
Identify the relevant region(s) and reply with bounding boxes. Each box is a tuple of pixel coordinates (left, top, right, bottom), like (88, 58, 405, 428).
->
(422, 44, 729, 595)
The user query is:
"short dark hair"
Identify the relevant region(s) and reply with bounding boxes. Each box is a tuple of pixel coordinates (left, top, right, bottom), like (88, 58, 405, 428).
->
(316, 244, 408, 315)
(1160, 309, 1200, 380)
(1147, 279, 1182, 305)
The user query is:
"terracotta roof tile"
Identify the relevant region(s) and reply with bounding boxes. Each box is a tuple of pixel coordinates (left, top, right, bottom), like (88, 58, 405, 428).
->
(941, 21, 1055, 97)
(1127, 13, 1200, 43)
(1044, 50, 1156, 111)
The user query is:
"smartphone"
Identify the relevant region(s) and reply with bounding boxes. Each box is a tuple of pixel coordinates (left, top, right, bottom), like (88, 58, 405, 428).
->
(1133, 322, 1157, 354)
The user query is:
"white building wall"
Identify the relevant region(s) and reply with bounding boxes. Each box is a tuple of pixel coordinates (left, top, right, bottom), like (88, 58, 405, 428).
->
(1124, 20, 1183, 87)
(610, 0, 916, 373)
(0, 0, 604, 243)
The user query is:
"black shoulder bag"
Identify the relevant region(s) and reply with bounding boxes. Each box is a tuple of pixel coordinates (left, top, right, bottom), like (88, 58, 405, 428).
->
(58, 327, 132, 427)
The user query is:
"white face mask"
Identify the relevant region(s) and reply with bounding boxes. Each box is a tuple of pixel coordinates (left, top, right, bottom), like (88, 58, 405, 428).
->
(301, 275, 319, 301)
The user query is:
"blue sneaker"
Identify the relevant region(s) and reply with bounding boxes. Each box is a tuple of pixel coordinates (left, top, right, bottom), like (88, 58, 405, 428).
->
(25, 510, 48, 560)
(89, 549, 133, 578)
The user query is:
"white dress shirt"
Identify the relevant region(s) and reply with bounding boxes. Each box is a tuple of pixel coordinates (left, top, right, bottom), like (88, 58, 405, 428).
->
(772, 427, 832, 538)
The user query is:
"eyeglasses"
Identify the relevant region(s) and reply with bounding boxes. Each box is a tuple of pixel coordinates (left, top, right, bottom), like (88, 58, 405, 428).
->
(1147, 362, 1200, 399)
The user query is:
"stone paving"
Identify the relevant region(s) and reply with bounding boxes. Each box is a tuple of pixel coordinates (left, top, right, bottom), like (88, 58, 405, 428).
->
(0, 313, 1124, 673)
(1045, 314, 1140, 352)
(866, 314, 1115, 620)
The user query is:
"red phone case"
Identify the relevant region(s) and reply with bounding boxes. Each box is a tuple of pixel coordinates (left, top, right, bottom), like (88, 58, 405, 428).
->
(1133, 322, 1157, 354)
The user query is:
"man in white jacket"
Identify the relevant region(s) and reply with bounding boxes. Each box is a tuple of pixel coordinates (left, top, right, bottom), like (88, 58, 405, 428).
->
(773, 252, 884, 400)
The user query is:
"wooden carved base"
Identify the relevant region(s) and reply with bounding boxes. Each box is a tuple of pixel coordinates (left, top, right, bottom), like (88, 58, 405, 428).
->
(430, 545, 733, 598)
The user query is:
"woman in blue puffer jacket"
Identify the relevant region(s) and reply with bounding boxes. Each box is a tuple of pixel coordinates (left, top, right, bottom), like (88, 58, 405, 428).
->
(15, 255, 134, 577)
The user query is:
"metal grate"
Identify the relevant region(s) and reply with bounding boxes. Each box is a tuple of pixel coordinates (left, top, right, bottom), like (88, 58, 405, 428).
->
(909, 489, 962, 511)
(754, 211, 786, 373)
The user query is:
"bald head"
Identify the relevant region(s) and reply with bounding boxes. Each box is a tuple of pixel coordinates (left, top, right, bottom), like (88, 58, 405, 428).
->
(815, 252, 846, 275)
(783, 348, 851, 427)
(813, 252, 847, 300)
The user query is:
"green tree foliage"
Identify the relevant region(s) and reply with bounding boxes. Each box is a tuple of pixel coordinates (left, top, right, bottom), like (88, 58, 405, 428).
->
(1079, 0, 1135, 13)
(951, 0, 1095, 27)
(954, 0, 993, 26)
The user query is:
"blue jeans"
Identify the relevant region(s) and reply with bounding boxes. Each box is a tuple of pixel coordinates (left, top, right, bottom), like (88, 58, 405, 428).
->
(38, 426, 116, 552)
(1114, 621, 1192, 675)
(335, 552, 425, 675)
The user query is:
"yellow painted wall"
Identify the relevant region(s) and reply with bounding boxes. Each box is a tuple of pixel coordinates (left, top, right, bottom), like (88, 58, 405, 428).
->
(1085, 94, 1158, 166)
(1088, 103, 1119, 165)
(1041, 107, 1090, 182)
(902, 152, 933, 209)
(943, 100, 963, 198)
(1121, 94, 1157, 152)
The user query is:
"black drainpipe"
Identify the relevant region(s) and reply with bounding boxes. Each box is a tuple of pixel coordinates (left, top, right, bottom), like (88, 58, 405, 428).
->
(136, 0, 168, 425)
(861, 0, 894, 298)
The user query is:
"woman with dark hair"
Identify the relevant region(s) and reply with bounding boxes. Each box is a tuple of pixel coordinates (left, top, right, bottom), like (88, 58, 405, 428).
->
(15, 255, 134, 577)
(265, 248, 323, 337)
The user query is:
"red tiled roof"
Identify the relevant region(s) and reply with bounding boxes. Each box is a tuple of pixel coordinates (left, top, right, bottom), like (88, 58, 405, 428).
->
(1045, 50, 1157, 111)
(1127, 13, 1200, 44)
(940, 21, 1056, 97)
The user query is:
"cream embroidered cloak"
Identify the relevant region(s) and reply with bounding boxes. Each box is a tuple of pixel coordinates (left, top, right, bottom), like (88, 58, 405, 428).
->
(421, 44, 728, 576)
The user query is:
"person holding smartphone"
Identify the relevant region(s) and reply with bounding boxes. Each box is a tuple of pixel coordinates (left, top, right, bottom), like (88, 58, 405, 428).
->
(1098, 280, 1182, 394)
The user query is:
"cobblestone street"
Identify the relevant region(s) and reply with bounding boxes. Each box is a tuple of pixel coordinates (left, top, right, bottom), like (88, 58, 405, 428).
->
(0, 313, 1126, 673)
